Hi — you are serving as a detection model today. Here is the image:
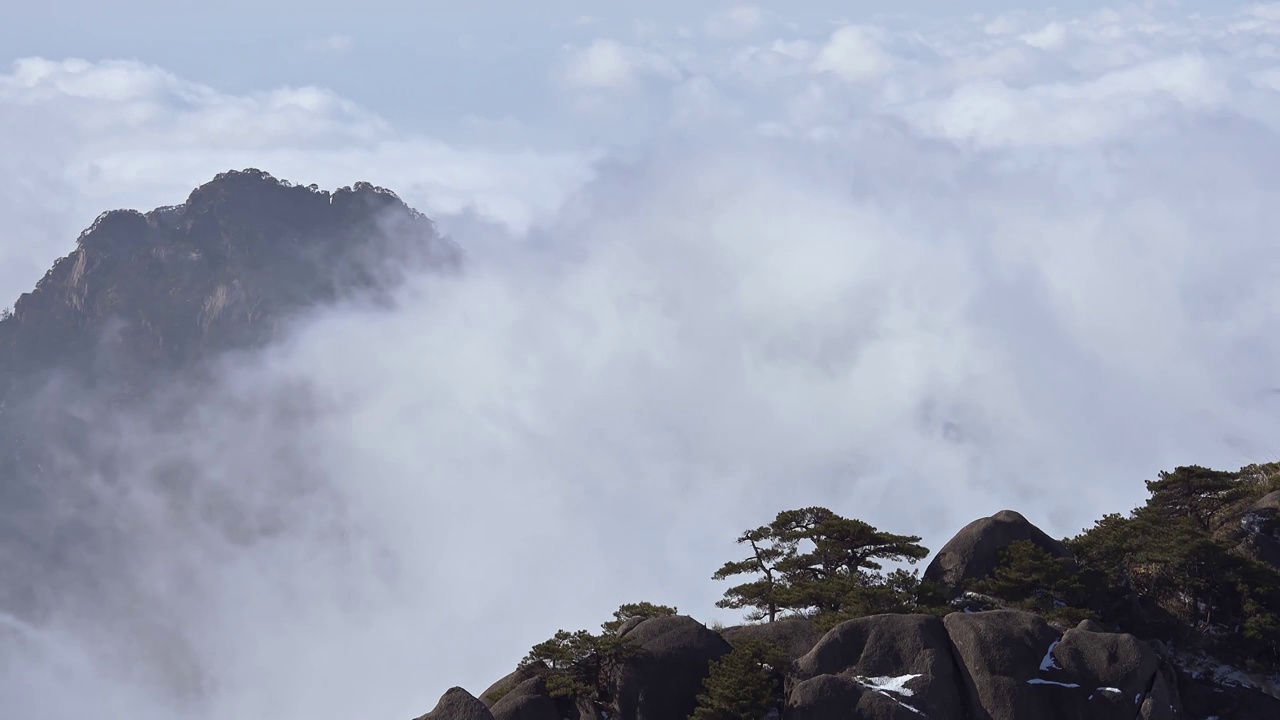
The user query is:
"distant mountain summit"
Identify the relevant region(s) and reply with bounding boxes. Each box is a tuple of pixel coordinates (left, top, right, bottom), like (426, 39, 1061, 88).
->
(0, 168, 458, 398)
(0, 169, 457, 618)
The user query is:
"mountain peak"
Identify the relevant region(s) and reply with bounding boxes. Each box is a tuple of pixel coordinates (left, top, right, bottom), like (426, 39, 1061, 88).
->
(2, 169, 457, 393)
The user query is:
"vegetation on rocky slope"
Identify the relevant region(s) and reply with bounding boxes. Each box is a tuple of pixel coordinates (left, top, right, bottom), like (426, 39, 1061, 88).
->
(499, 462, 1280, 720)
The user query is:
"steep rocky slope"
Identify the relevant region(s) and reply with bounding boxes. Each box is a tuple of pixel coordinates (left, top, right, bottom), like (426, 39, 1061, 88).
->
(0, 168, 456, 397)
(0, 169, 458, 618)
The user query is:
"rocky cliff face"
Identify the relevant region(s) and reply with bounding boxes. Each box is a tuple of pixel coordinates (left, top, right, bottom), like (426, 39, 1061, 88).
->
(424, 511, 1280, 720)
(0, 169, 458, 618)
(0, 168, 456, 398)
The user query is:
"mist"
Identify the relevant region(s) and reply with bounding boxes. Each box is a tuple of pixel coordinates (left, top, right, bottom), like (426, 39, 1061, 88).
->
(6, 3, 1280, 719)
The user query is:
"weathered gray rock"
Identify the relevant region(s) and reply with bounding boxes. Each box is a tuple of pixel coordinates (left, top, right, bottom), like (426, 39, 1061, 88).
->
(1139, 665, 1180, 720)
(489, 677, 559, 720)
(787, 673, 925, 720)
(1255, 490, 1280, 512)
(612, 615, 732, 720)
(1054, 625, 1160, 719)
(719, 617, 821, 662)
(1237, 492, 1280, 570)
(944, 610, 1066, 720)
(791, 613, 965, 720)
(417, 687, 495, 720)
(1074, 618, 1107, 633)
(944, 610, 1168, 720)
(479, 662, 546, 707)
(615, 615, 647, 637)
(1176, 660, 1280, 720)
(923, 510, 1072, 598)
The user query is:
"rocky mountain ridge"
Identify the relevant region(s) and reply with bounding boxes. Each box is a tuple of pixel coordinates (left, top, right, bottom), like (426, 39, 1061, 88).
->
(1, 168, 457, 398)
(422, 501, 1280, 720)
(0, 169, 458, 619)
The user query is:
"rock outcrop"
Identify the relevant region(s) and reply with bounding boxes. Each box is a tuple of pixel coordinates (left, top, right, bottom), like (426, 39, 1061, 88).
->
(449, 609, 1189, 720)
(922, 509, 1072, 599)
(0, 169, 460, 621)
(1237, 490, 1280, 570)
(612, 615, 733, 720)
(417, 687, 494, 720)
(488, 677, 560, 720)
(720, 617, 822, 662)
(790, 613, 965, 719)
(945, 609, 1167, 720)
(435, 511, 1249, 720)
(479, 662, 547, 707)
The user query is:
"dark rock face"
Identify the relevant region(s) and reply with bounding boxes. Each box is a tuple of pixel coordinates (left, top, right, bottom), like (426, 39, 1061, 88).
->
(791, 613, 964, 720)
(1073, 618, 1107, 633)
(944, 609, 1170, 720)
(488, 677, 560, 720)
(944, 610, 1071, 720)
(719, 617, 822, 662)
(1139, 666, 1180, 720)
(417, 687, 495, 720)
(779, 609, 1183, 720)
(1237, 491, 1280, 570)
(615, 616, 647, 637)
(612, 615, 732, 720)
(787, 673, 925, 720)
(0, 169, 459, 621)
(455, 609, 1222, 720)
(1, 168, 456, 394)
(1256, 490, 1280, 512)
(480, 662, 546, 707)
(1175, 659, 1280, 720)
(1052, 625, 1160, 719)
(922, 510, 1072, 598)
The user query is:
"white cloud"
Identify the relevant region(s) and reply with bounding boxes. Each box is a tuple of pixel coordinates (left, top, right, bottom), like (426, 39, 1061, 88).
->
(562, 39, 636, 89)
(984, 15, 1022, 35)
(811, 24, 894, 82)
(907, 53, 1234, 147)
(8, 3, 1280, 719)
(1244, 3, 1280, 21)
(559, 38, 683, 92)
(1021, 21, 1069, 49)
(705, 5, 766, 38)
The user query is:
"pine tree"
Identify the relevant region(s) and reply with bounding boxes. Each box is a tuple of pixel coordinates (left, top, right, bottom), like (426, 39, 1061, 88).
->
(971, 540, 1090, 619)
(520, 627, 639, 700)
(600, 602, 677, 634)
(776, 509, 928, 614)
(1069, 463, 1280, 669)
(713, 524, 797, 623)
(1144, 465, 1245, 533)
(690, 639, 790, 720)
(713, 507, 929, 623)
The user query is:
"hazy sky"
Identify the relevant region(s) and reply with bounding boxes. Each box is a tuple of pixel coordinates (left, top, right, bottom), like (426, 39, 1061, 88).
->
(6, 1, 1280, 719)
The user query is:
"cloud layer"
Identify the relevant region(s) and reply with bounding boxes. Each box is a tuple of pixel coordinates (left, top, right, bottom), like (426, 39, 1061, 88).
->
(7, 3, 1280, 719)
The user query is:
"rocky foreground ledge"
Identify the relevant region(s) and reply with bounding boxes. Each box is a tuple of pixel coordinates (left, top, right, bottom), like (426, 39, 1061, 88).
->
(419, 510, 1280, 720)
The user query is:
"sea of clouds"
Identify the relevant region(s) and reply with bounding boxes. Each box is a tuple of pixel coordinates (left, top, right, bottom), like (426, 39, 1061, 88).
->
(4, 3, 1280, 719)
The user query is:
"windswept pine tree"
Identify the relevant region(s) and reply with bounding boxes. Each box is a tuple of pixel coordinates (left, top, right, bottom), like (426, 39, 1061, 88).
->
(712, 506, 928, 625)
